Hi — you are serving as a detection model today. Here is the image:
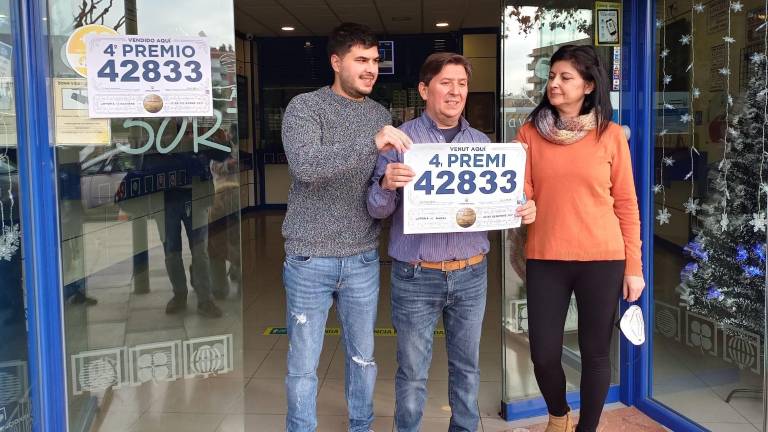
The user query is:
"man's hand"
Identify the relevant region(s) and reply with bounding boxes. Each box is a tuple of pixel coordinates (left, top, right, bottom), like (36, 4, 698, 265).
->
(375, 125, 412, 154)
(516, 200, 536, 224)
(623, 275, 646, 302)
(381, 163, 415, 191)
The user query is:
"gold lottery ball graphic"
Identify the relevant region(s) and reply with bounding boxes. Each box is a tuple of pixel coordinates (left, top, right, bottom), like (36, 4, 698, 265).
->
(143, 94, 164, 113)
(456, 208, 477, 228)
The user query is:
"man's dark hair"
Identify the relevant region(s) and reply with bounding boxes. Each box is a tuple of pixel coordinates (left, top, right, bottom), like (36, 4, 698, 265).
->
(419, 52, 473, 86)
(327, 22, 378, 59)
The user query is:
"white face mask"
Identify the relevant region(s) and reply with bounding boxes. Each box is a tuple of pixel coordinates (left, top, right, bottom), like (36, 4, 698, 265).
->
(620, 305, 646, 346)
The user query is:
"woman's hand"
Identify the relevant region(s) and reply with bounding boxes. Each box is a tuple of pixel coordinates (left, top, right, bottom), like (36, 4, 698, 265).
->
(516, 200, 536, 224)
(623, 275, 645, 302)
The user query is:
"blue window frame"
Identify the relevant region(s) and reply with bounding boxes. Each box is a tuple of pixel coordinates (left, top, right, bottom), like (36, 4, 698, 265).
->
(12, 0, 68, 431)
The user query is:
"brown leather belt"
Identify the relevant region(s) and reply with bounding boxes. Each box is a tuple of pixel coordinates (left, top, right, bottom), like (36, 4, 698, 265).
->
(417, 254, 485, 272)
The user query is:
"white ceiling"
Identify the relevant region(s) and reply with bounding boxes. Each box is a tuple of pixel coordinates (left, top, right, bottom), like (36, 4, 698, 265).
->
(234, 0, 502, 37)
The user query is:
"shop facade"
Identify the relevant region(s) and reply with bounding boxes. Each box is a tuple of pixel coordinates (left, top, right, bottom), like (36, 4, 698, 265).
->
(1, 0, 767, 431)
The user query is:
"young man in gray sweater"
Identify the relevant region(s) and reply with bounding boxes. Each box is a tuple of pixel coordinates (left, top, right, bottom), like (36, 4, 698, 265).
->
(281, 23, 411, 432)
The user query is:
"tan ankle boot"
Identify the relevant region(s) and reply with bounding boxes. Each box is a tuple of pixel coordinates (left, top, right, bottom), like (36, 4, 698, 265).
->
(545, 411, 575, 432)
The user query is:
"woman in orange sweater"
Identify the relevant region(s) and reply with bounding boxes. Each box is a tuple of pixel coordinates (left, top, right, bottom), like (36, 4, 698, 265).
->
(515, 45, 645, 432)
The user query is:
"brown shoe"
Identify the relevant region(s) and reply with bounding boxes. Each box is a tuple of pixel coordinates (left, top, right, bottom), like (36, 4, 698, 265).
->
(545, 410, 575, 432)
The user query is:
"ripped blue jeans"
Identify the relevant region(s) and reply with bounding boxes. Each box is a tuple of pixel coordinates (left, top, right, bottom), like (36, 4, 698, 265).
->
(283, 249, 380, 432)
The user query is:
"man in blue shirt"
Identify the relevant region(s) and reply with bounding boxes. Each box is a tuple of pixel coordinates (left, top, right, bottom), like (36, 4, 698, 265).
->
(367, 53, 536, 432)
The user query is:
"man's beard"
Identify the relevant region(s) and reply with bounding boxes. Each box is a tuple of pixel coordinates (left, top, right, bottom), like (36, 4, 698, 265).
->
(340, 73, 374, 99)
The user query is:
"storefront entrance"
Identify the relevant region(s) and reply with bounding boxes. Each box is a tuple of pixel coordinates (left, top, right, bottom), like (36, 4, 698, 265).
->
(3, 0, 768, 431)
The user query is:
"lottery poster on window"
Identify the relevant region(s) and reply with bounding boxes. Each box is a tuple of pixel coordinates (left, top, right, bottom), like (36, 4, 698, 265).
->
(85, 35, 213, 118)
(402, 142, 526, 234)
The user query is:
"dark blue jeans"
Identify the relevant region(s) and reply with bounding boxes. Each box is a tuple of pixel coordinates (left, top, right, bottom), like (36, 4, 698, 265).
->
(390, 258, 487, 432)
(156, 188, 211, 302)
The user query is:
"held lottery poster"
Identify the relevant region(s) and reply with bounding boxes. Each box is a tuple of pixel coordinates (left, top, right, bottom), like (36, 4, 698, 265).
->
(85, 35, 213, 118)
(403, 142, 527, 234)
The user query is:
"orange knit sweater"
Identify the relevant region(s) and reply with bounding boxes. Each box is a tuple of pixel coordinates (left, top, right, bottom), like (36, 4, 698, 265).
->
(516, 122, 643, 276)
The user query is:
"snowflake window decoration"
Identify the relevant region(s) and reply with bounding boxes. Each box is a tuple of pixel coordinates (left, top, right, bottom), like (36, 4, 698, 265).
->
(749, 212, 768, 232)
(657, 208, 672, 225)
(684, 197, 701, 215)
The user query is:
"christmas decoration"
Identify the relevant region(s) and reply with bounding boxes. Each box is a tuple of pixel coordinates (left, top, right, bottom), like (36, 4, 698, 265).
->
(656, 0, 671, 225)
(684, 197, 701, 215)
(0, 148, 19, 262)
(678, 59, 768, 337)
(656, 207, 671, 225)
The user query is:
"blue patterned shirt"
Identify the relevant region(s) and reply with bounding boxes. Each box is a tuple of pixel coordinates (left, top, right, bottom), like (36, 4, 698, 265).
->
(367, 112, 491, 263)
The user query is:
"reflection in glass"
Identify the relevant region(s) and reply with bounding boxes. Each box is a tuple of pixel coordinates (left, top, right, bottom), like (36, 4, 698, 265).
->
(651, 0, 766, 430)
(0, 1, 33, 431)
(44, 1, 244, 430)
(500, 0, 621, 404)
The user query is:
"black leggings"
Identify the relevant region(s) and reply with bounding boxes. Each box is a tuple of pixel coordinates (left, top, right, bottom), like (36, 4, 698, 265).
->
(526, 259, 624, 432)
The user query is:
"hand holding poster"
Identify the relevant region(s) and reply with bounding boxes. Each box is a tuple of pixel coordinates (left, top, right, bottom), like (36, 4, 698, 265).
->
(86, 35, 213, 118)
(403, 142, 526, 234)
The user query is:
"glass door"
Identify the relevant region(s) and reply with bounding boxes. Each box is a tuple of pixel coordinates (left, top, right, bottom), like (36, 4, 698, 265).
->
(500, 0, 625, 415)
(0, 1, 32, 430)
(42, 1, 245, 430)
(649, 0, 767, 430)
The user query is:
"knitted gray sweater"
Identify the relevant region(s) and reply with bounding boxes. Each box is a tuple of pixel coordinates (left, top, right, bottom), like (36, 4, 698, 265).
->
(281, 86, 391, 257)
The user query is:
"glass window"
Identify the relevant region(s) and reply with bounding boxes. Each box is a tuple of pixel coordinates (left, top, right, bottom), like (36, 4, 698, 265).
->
(43, 1, 245, 430)
(650, 1, 767, 430)
(0, 1, 33, 430)
(500, 0, 624, 404)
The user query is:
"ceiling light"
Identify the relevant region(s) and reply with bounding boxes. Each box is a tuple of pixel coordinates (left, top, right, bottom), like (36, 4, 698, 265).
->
(435, 22, 449, 27)
(281, 26, 295, 31)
